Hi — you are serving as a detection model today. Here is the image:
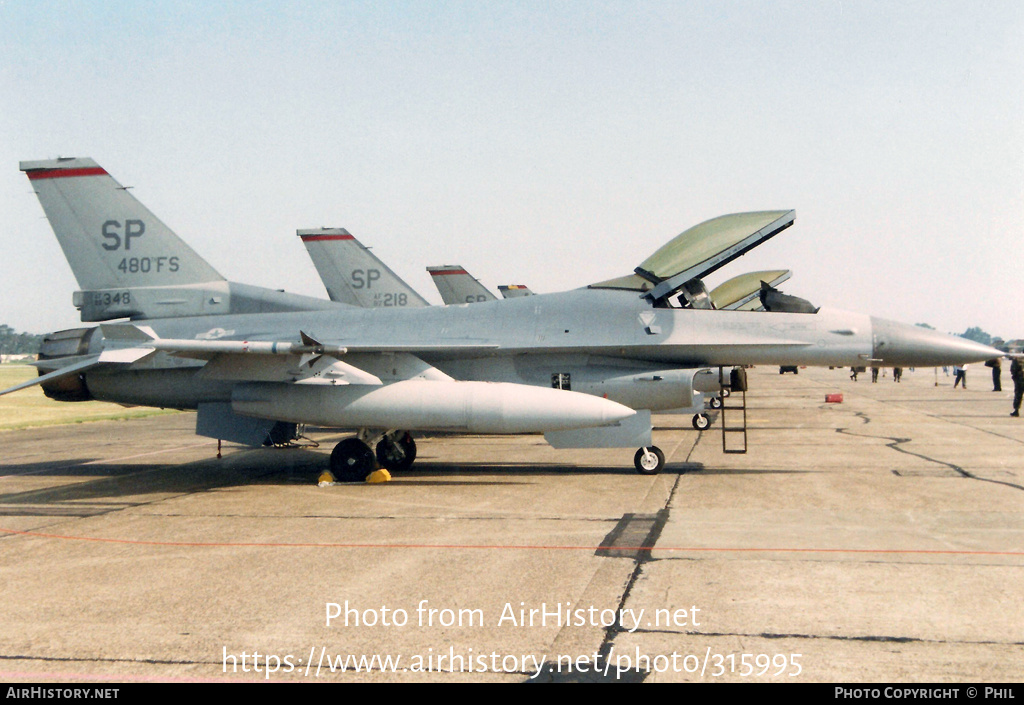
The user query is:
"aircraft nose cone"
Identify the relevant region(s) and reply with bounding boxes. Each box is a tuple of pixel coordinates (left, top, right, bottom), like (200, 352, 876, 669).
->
(870, 317, 1004, 367)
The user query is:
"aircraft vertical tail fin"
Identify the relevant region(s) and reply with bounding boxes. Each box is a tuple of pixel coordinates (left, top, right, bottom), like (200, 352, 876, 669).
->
(21, 158, 225, 291)
(498, 284, 534, 299)
(21, 158, 342, 321)
(298, 228, 430, 308)
(426, 265, 497, 305)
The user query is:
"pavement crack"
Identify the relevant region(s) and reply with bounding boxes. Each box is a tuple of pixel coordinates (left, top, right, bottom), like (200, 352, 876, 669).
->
(627, 629, 1024, 647)
(836, 427, 1024, 492)
(0, 653, 214, 666)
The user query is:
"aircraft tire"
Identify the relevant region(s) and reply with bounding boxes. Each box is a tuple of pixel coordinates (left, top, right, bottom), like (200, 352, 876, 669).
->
(692, 413, 711, 431)
(331, 438, 377, 482)
(376, 432, 417, 472)
(634, 446, 665, 475)
(708, 396, 722, 409)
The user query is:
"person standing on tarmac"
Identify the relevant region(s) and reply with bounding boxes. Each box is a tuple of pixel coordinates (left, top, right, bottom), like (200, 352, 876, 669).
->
(986, 357, 1002, 392)
(1011, 357, 1023, 418)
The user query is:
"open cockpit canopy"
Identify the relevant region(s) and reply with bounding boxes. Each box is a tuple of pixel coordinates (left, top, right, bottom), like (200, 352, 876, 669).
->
(711, 269, 792, 311)
(589, 210, 795, 305)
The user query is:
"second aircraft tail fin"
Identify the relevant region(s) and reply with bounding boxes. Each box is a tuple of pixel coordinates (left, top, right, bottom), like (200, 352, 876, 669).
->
(298, 228, 429, 308)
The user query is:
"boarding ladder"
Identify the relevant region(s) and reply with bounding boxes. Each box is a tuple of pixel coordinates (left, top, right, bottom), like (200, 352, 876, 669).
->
(719, 367, 748, 454)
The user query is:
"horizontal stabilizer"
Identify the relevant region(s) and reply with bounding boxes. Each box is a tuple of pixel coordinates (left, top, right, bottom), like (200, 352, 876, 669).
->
(0, 356, 100, 398)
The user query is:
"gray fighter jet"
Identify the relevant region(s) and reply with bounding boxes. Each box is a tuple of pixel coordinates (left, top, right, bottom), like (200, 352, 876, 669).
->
(3, 158, 1002, 479)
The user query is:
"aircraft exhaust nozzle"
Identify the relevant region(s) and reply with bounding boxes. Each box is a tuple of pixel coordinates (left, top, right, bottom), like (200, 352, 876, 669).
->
(232, 380, 636, 434)
(870, 317, 1004, 367)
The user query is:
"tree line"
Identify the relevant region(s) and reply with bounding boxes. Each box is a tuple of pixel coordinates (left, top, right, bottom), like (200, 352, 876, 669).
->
(0, 325, 44, 355)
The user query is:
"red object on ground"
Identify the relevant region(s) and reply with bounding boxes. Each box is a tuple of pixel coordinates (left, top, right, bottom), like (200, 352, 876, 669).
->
(825, 393, 843, 403)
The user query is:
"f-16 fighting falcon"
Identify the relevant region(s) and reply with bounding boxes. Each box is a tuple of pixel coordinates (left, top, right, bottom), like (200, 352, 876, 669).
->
(2, 158, 1001, 480)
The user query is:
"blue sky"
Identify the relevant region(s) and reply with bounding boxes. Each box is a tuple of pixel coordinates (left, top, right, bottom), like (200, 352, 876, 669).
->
(2, 0, 1021, 339)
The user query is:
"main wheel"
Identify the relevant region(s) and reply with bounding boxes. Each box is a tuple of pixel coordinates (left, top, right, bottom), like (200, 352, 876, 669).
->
(634, 446, 665, 475)
(376, 432, 417, 472)
(330, 438, 377, 482)
(708, 396, 723, 409)
(692, 413, 711, 430)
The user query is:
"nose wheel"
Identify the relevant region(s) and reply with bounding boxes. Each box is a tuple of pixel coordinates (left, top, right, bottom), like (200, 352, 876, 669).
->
(634, 446, 665, 474)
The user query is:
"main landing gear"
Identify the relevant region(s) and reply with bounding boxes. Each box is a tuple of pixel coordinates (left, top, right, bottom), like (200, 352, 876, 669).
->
(330, 438, 377, 483)
(375, 431, 417, 472)
(329, 430, 418, 482)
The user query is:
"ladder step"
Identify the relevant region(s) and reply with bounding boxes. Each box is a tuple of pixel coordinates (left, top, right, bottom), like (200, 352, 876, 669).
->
(719, 366, 748, 454)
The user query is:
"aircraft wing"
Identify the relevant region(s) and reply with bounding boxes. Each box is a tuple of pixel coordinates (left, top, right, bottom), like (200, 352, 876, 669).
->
(79, 324, 634, 438)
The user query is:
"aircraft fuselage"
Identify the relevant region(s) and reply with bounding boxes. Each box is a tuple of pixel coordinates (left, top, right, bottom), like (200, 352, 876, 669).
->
(77, 288, 896, 411)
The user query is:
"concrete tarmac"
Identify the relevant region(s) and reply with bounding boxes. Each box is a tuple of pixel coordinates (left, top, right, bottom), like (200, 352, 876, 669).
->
(0, 365, 1021, 683)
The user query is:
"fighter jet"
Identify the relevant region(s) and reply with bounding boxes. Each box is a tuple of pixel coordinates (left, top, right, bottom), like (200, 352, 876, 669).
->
(4, 158, 1002, 479)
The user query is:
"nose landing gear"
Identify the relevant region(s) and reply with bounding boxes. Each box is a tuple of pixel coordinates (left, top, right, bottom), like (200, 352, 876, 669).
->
(634, 446, 665, 474)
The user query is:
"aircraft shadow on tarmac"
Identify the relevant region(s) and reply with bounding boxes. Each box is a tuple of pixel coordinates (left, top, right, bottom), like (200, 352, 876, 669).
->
(0, 450, 714, 512)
